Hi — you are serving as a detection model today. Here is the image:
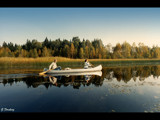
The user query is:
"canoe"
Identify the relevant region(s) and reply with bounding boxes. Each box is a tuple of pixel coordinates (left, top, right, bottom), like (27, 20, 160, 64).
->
(45, 65, 102, 74)
(44, 71, 102, 77)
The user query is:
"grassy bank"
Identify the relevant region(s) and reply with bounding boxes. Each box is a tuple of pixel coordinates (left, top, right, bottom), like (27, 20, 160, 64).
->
(1, 57, 160, 68)
(0, 57, 84, 68)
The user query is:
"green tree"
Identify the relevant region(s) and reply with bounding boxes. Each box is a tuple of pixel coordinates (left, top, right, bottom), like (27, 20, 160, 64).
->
(42, 37, 49, 48)
(2, 41, 7, 48)
(33, 48, 38, 58)
(7, 42, 15, 52)
(79, 47, 84, 59)
(137, 42, 145, 58)
(24, 39, 32, 51)
(121, 41, 131, 58)
(53, 39, 62, 56)
(0, 47, 14, 57)
(143, 46, 150, 58)
(153, 47, 160, 58)
(105, 43, 112, 59)
(70, 43, 75, 58)
(31, 40, 42, 50)
(113, 43, 122, 58)
(28, 49, 38, 58)
(42, 47, 50, 57)
(84, 46, 89, 58)
(131, 42, 137, 58)
(90, 46, 96, 59)
(19, 49, 28, 57)
(63, 45, 70, 58)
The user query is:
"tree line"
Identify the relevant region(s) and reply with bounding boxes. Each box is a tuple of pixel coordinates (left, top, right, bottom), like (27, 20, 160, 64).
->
(0, 36, 160, 59)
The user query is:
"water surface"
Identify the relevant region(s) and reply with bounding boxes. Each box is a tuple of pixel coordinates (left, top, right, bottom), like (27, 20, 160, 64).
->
(1, 65, 160, 112)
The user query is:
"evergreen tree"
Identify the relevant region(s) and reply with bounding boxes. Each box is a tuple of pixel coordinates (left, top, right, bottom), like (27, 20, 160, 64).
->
(2, 41, 7, 48)
(63, 45, 70, 58)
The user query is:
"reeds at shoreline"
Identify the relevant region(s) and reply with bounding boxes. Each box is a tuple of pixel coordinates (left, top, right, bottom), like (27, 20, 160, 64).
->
(0, 57, 160, 67)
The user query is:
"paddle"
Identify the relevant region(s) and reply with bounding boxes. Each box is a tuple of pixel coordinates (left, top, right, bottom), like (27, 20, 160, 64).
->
(90, 62, 94, 67)
(39, 69, 52, 76)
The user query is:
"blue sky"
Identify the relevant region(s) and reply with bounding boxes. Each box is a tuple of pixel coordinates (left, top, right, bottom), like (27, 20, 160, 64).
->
(0, 8, 160, 47)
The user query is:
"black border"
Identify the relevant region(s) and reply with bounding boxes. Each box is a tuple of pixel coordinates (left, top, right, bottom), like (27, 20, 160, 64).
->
(0, 0, 160, 7)
(1, 112, 160, 120)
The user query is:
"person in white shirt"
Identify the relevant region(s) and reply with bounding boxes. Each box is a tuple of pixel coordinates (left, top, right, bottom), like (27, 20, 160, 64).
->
(84, 59, 93, 69)
(49, 59, 61, 70)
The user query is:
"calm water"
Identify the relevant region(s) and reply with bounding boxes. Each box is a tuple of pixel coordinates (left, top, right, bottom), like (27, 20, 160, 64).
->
(1, 65, 160, 112)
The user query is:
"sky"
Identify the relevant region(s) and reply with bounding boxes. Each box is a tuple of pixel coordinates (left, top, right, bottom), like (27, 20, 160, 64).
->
(0, 8, 160, 47)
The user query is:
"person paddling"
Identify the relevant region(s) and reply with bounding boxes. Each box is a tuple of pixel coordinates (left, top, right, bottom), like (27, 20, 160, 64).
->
(84, 59, 93, 69)
(49, 59, 61, 70)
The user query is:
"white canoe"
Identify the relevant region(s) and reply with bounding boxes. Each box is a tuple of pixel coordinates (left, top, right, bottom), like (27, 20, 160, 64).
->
(45, 71, 102, 77)
(45, 65, 102, 74)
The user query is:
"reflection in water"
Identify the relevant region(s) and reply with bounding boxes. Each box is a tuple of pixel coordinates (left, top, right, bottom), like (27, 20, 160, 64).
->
(48, 74, 92, 85)
(1, 65, 160, 89)
(1, 65, 160, 112)
(49, 76, 58, 86)
(0, 72, 103, 89)
(45, 71, 102, 89)
(85, 75, 92, 83)
(102, 65, 160, 83)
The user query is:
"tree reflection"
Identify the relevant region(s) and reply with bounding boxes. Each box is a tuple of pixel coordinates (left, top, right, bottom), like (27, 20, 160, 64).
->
(2, 65, 160, 89)
(102, 65, 160, 83)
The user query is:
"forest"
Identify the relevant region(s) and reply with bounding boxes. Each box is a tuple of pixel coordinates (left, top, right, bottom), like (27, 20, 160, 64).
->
(0, 36, 160, 59)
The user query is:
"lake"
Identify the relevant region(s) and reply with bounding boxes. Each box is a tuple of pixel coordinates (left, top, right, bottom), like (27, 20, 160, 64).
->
(1, 65, 160, 112)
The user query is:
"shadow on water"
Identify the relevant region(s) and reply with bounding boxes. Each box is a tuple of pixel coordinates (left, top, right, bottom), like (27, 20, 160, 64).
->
(1, 65, 160, 89)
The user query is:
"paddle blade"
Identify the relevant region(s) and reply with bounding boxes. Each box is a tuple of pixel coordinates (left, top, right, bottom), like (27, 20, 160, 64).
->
(39, 69, 51, 76)
(39, 71, 47, 75)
